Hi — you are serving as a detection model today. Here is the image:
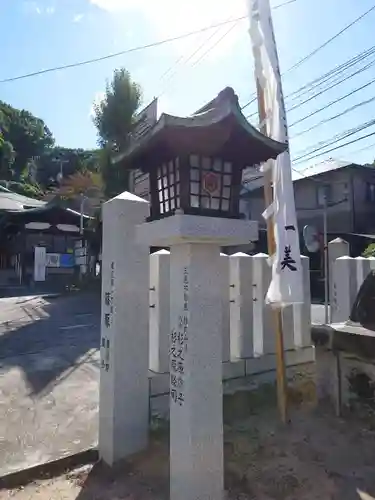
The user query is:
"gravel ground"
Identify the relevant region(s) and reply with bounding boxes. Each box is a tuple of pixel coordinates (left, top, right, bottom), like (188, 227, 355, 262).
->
(2, 380, 375, 500)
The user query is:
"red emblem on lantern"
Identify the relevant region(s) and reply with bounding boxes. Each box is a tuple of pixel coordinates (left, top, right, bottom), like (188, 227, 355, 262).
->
(202, 172, 219, 194)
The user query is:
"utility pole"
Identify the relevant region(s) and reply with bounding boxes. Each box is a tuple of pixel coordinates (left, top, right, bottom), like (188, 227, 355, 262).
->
(323, 192, 329, 324)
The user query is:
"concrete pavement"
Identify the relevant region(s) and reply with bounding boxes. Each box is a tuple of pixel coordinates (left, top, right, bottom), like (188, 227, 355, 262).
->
(0, 293, 101, 476)
(0, 294, 326, 478)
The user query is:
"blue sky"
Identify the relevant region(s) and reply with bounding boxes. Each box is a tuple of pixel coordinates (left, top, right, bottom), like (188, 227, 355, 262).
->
(2, 0, 375, 168)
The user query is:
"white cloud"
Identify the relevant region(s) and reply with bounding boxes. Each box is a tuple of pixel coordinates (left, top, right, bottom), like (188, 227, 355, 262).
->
(73, 13, 84, 23)
(89, 0, 244, 55)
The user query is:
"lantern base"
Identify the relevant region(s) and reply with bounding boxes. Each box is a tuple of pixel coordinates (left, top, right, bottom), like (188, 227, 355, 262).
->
(136, 214, 258, 247)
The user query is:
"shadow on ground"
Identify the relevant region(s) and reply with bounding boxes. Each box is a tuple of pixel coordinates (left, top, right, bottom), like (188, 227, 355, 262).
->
(0, 292, 101, 396)
(70, 386, 375, 500)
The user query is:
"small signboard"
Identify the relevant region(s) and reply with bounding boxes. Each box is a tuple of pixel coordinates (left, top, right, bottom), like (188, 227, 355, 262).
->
(46, 253, 60, 268)
(34, 247, 46, 282)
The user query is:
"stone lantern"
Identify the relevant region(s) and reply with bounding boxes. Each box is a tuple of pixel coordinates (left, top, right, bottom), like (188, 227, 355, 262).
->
(120, 87, 286, 222)
(119, 87, 286, 500)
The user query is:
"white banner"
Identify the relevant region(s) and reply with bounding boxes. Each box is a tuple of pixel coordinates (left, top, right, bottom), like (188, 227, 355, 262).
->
(248, 0, 303, 306)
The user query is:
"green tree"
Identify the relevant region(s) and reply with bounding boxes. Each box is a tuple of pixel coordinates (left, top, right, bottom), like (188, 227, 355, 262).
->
(0, 101, 54, 180)
(92, 68, 142, 196)
(0, 139, 16, 179)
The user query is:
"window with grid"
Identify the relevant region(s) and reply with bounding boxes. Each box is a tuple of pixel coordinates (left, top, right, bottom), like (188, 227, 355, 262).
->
(157, 158, 180, 215)
(189, 155, 232, 211)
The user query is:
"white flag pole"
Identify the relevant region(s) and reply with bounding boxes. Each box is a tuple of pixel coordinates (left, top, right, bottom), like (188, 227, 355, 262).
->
(248, 0, 303, 422)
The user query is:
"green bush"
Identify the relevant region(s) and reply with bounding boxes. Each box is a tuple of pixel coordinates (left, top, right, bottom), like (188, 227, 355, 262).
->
(363, 243, 375, 257)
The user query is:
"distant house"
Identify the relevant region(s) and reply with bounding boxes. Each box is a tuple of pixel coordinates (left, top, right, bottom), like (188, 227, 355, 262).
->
(241, 159, 375, 235)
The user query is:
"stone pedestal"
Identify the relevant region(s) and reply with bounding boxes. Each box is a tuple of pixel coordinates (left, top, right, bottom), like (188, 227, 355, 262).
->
(137, 214, 258, 500)
(99, 192, 150, 466)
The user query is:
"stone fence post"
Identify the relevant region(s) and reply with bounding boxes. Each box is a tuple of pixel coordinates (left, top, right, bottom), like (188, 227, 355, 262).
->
(332, 256, 357, 323)
(149, 250, 170, 373)
(229, 253, 254, 360)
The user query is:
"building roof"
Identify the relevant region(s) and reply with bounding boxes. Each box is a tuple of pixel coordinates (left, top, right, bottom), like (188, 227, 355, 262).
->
(113, 87, 287, 169)
(291, 159, 356, 181)
(0, 204, 91, 227)
(0, 187, 46, 211)
(242, 158, 369, 195)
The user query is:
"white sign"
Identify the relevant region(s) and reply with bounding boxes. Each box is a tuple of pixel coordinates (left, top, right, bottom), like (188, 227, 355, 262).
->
(132, 99, 158, 140)
(248, 0, 303, 307)
(34, 247, 46, 282)
(46, 253, 61, 268)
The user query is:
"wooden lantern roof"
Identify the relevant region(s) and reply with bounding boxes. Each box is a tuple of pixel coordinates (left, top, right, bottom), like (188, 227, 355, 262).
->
(114, 87, 287, 171)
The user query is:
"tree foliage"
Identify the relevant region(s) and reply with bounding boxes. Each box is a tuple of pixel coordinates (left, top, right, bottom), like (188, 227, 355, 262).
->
(0, 100, 54, 180)
(36, 147, 99, 188)
(92, 68, 142, 150)
(92, 68, 142, 197)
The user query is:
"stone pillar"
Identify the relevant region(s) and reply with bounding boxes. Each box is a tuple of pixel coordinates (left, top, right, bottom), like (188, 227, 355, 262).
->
(252, 253, 273, 356)
(220, 253, 231, 363)
(293, 255, 311, 347)
(355, 256, 375, 292)
(229, 252, 254, 359)
(137, 214, 258, 500)
(169, 243, 223, 500)
(328, 238, 349, 322)
(99, 192, 150, 466)
(149, 250, 170, 373)
(332, 256, 357, 323)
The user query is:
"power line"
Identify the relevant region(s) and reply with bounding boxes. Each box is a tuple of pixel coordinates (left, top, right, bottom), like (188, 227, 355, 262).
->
(291, 95, 375, 139)
(289, 75, 375, 128)
(286, 46, 375, 105)
(337, 140, 375, 159)
(156, 25, 227, 98)
(157, 21, 229, 86)
(190, 23, 239, 68)
(287, 45, 375, 101)
(246, 46, 375, 121)
(245, 48, 375, 120)
(241, 4, 375, 110)
(293, 118, 375, 163)
(0, 17, 247, 84)
(293, 119, 375, 159)
(285, 2, 375, 74)
(157, 21, 239, 100)
(0, 0, 296, 85)
(294, 129, 375, 165)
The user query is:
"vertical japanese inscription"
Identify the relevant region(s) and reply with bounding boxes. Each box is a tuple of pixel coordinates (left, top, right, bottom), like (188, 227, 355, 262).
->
(170, 266, 189, 406)
(101, 261, 115, 371)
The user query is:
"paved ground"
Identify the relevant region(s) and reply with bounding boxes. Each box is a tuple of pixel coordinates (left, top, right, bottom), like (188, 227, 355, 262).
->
(0, 293, 326, 478)
(0, 293, 101, 477)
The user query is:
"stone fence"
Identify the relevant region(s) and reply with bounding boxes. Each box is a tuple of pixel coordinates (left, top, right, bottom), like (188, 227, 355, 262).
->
(147, 250, 313, 416)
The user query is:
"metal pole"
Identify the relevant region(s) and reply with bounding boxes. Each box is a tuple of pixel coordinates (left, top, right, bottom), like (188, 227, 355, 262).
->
(80, 195, 84, 236)
(256, 81, 288, 424)
(323, 193, 329, 324)
(79, 195, 85, 283)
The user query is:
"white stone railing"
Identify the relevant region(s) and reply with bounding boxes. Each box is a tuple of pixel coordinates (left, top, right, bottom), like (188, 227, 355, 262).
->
(331, 254, 375, 322)
(149, 250, 312, 374)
